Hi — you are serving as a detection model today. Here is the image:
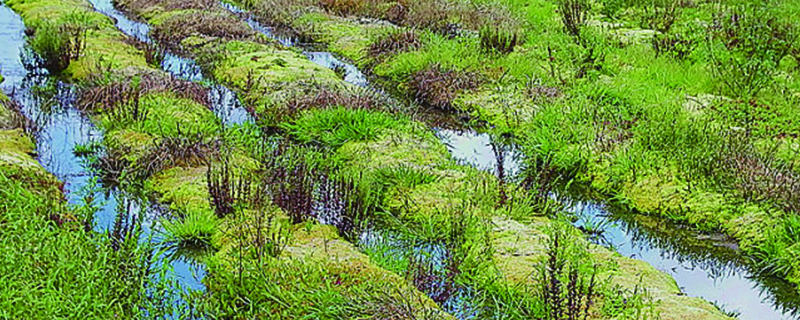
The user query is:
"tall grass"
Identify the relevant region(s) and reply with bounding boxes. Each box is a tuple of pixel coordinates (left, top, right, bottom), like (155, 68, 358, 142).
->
(0, 172, 166, 318)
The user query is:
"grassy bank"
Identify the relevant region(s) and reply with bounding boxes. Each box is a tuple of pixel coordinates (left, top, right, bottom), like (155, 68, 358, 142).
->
(0, 70, 160, 317)
(112, 0, 736, 317)
(223, 0, 800, 289)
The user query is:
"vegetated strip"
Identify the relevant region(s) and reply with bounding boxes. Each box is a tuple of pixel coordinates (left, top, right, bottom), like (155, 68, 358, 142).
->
(227, 0, 800, 292)
(116, 0, 733, 318)
(0, 68, 155, 317)
(3, 0, 234, 313)
(103, 0, 458, 317)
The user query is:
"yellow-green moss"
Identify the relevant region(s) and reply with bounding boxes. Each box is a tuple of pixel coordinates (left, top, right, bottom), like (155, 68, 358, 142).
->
(292, 11, 387, 62)
(282, 224, 453, 319)
(206, 40, 340, 89)
(7, 0, 149, 79)
(335, 129, 450, 171)
(0, 129, 61, 195)
(102, 129, 155, 163)
(99, 92, 220, 137)
(453, 85, 539, 132)
(491, 217, 735, 320)
(145, 166, 212, 216)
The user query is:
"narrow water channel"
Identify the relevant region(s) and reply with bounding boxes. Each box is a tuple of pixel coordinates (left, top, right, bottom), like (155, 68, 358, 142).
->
(214, 4, 800, 319)
(6, 0, 799, 317)
(0, 0, 211, 304)
(439, 127, 800, 320)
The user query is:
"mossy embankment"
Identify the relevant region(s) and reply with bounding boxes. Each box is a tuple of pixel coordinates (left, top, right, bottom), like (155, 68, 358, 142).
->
(104, 0, 455, 317)
(6, 0, 230, 246)
(6, 0, 148, 78)
(226, 0, 800, 290)
(113, 0, 735, 317)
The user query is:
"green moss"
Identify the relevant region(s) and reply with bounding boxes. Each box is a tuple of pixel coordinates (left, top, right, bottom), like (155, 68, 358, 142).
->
(0, 129, 61, 195)
(292, 12, 387, 62)
(145, 166, 212, 216)
(102, 129, 155, 163)
(206, 40, 339, 89)
(280, 224, 452, 318)
(491, 217, 735, 320)
(453, 85, 538, 132)
(335, 128, 450, 172)
(65, 29, 149, 79)
(99, 92, 220, 138)
(619, 169, 687, 216)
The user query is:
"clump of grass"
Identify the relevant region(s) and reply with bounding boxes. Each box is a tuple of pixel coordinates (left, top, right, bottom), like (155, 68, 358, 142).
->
(407, 64, 483, 110)
(130, 130, 218, 181)
(162, 209, 220, 246)
(479, 27, 522, 54)
(368, 30, 422, 59)
(80, 73, 209, 111)
(27, 11, 92, 73)
(281, 106, 407, 147)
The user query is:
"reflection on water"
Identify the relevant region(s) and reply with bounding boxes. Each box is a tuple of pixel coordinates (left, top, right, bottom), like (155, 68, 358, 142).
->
(569, 198, 800, 320)
(359, 227, 480, 319)
(437, 128, 519, 177)
(436, 127, 800, 320)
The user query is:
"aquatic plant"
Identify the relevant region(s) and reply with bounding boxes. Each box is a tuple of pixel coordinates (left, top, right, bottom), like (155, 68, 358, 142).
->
(207, 158, 253, 218)
(537, 222, 598, 320)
